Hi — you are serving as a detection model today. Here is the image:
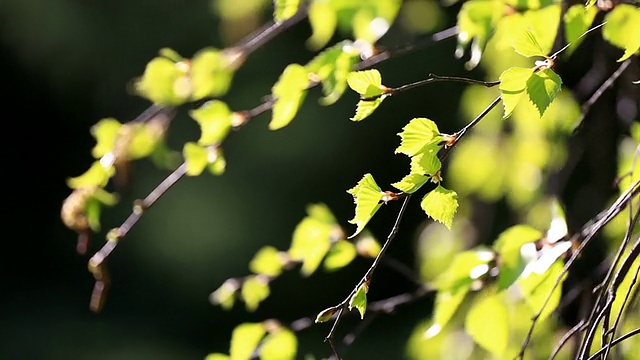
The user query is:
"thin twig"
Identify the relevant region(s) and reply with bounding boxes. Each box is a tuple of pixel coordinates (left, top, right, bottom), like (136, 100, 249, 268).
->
(548, 320, 587, 360)
(585, 327, 640, 360)
(361, 74, 499, 101)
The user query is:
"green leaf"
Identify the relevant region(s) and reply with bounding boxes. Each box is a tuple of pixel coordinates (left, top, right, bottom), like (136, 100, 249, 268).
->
(396, 118, 441, 156)
(493, 225, 542, 290)
(315, 305, 340, 323)
(563, 4, 598, 55)
(205, 354, 230, 360)
(90, 118, 122, 158)
(347, 69, 385, 98)
(421, 185, 459, 230)
(270, 64, 310, 130)
(190, 48, 234, 99)
(349, 283, 368, 319)
(189, 100, 233, 146)
(323, 240, 357, 271)
(207, 147, 227, 176)
(455, 0, 503, 69)
(127, 123, 163, 159)
(305, 203, 338, 225)
(240, 275, 270, 312)
(210, 278, 240, 310)
(511, 28, 546, 58)
(424, 284, 470, 339)
(464, 293, 509, 357)
(392, 173, 429, 194)
(410, 147, 442, 176)
(183, 142, 208, 176)
(307, 0, 337, 50)
(499, 67, 535, 119)
(602, 5, 640, 61)
(273, 0, 301, 22)
(84, 189, 118, 232)
(288, 217, 333, 276)
(249, 246, 284, 277)
(355, 232, 382, 258)
(433, 249, 495, 291)
(526, 68, 562, 118)
(305, 42, 360, 105)
(351, 97, 385, 121)
(135, 56, 190, 106)
(67, 161, 115, 189)
(259, 328, 297, 360)
(229, 322, 266, 360)
(347, 174, 384, 238)
(517, 259, 566, 321)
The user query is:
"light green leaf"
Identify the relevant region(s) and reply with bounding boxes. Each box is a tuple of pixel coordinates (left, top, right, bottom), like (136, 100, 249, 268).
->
(306, 203, 338, 225)
(207, 147, 227, 176)
(229, 322, 266, 360)
(518, 259, 566, 321)
(270, 64, 310, 130)
(67, 161, 115, 189)
(240, 275, 270, 312)
(526, 68, 563, 118)
(249, 246, 284, 277)
(421, 185, 459, 230)
(305, 42, 359, 105)
(190, 48, 234, 99)
(631, 122, 640, 143)
(307, 0, 337, 50)
(315, 305, 340, 323)
(349, 283, 368, 319)
(259, 328, 297, 360)
(84, 189, 118, 232)
(183, 142, 208, 176)
(273, 0, 301, 22)
(392, 173, 429, 194)
(323, 240, 357, 271)
(355, 232, 382, 258)
(493, 225, 542, 290)
(347, 173, 384, 238)
(456, 0, 503, 69)
(499, 67, 535, 119)
(396, 118, 441, 156)
(351, 97, 385, 121)
(347, 69, 385, 98)
(210, 278, 240, 310)
(90, 118, 122, 158)
(563, 4, 598, 55)
(189, 100, 232, 146)
(602, 5, 640, 61)
(465, 293, 509, 357)
(433, 249, 495, 291)
(424, 284, 470, 339)
(135, 56, 190, 106)
(288, 217, 333, 276)
(410, 147, 442, 177)
(205, 354, 230, 360)
(512, 28, 546, 58)
(127, 123, 162, 159)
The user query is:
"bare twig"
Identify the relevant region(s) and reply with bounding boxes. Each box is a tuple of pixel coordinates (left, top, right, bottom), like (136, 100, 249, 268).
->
(361, 74, 499, 101)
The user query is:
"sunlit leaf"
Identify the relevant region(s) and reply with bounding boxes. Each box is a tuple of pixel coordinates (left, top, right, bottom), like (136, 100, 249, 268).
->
(307, 0, 337, 50)
(259, 328, 297, 360)
(249, 246, 284, 277)
(229, 322, 266, 360)
(493, 225, 542, 290)
(526, 68, 562, 118)
(205, 354, 230, 360)
(456, 0, 503, 69)
(190, 48, 235, 99)
(67, 161, 115, 189)
(355, 232, 382, 258)
(410, 148, 442, 177)
(207, 147, 227, 176)
(349, 283, 368, 319)
(135, 56, 189, 106)
(392, 173, 429, 194)
(465, 293, 509, 356)
(91, 118, 122, 158)
(210, 278, 240, 310)
(518, 259, 566, 321)
(240, 275, 270, 312)
(347, 69, 385, 98)
(323, 240, 357, 271)
(424, 284, 470, 339)
(288, 217, 333, 276)
(499, 67, 535, 119)
(315, 305, 340, 323)
(433, 248, 495, 291)
(396, 118, 441, 156)
(421, 185, 459, 230)
(602, 5, 640, 61)
(183, 142, 208, 176)
(306, 42, 359, 105)
(270, 64, 310, 130)
(351, 97, 385, 121)
(127, 123, 162, 159)
(563, 4, 598, 55)
(347, 173, 384, 238)
(511, 28, 546, 58)
(305, 203, 339, 225)
(189, 100, 233, 146)
(273, 0, 301, 22)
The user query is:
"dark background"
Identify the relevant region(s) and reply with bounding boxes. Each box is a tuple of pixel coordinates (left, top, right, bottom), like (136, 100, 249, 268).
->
(1, 1, 470, 359)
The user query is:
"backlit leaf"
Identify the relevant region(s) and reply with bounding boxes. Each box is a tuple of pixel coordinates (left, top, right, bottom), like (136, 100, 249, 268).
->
(229, 322, 266, 360)
(205, 354, 230, 360)
(189, 100, 232, 146)
(424, 284, 470, 339)
(392, 173, 429, 194)
(563, 4, 598, 55)
(323, 240, 357, 271)
(259, 328, 297, 360)
(347, 174, 384, 238)
(349, 283, 368, 319)
(465, 293, 509, 356)
(240, 275, 270, 312)
(305, 203, 338, 225)
(183, 142, 208, 176)
(499, 67, 534, 119)
(249, 246, 284, 277)
(421, 185, 459, 230)
(396, 118, 441, 156)
(273, 0, 301, 23)
(511, 28, 546, 58)
(90, 118, 122, 158)
(351, 98, 385, 121)
(433, 249, 495, 291)
(67, 161, 115, 189)
(127, 123, 162, 159)
(135, 56, 189, 106)
(518, 259, 566, 321)
(526, 68, 562, 118)
(493, 225, 542, 290)
(347, 69, 385, 98)
(602, 5, 640, 61)
(305, 42, 359, 105)
(288, 217, 333, 276)
(410, 147, 442, 177)
(315, 305, 340, 323)
(210, 278, 240, 310)
(355, 232, 381, 258)
(190, 48, 234, 99)
(307, 0, 337, 50)
(270, 64, 310, 130)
